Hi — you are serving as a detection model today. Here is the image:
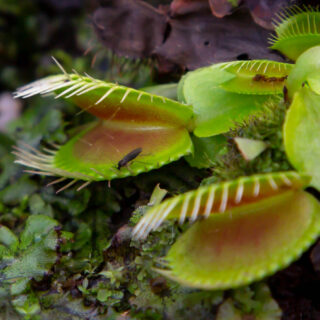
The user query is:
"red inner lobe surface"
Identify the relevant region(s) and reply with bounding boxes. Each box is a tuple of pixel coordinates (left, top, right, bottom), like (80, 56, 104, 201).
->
(221, 186, 289, 212)
(71, 95, 185, 127)
(73, 121, 183, 164)
(193, 200, 281, 265)
(193, 192, 305, 266)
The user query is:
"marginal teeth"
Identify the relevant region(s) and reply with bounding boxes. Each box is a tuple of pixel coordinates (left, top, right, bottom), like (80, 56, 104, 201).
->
(51, 56, 69, 78)
(120, 88, 131, 103)
(133, 210, 154, 239)
(47, 177, 67, 187)
(179, 193, 192, 225)
(95, 86, 118, 105)
(14, 76, 70, 99)
(77, 84, 101, 96)
(144, 203, 168, 237)
(268, 176, 278, 190)
(219, 184, 229, 213)
(77, 181, 91, 191)
(65, 83, 92, 98)
(54, 82, 84, 99)
(235, 180, 244, 204)
(190, 189, 204, 222)
(153, 198, 179, 230)
(56, 179, 78, 194)
(204, 186, 216, 218)
(132, 171, 305, 241)
(137, 92, 144, 101)
(253, 178, 260, 197)
(279, 174, 291, 187)
(13, 143, 94, 181)
(40, 80, 76, 95)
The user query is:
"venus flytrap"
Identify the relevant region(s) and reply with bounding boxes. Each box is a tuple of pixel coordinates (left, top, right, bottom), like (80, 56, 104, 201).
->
(177, 60, 290, 138)
(283, 47, 320, 190)
(11, 5, 320, 295)
(13, 67, 194, 191)
(133, 171, 309, 239)
(269, 10, 320, 190)
(13, 7, 320, 188)
(133, 172, 320, 289)
(270, 6, 320, 61)
(13, 58, 288, 187)
(218, 60, 292, 95)
(131, 6, 320, 291)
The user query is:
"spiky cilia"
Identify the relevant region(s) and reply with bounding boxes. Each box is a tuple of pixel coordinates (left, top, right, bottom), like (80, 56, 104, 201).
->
(270, 6, 320, 60)
(13, 67, 194, 191)
(133, 171, 309, 239)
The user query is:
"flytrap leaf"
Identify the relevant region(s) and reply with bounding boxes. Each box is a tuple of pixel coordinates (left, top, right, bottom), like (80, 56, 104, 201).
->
(141, 83, 178, 101)
(158, 190, 320, 290)
(13, 121, 193, 186)
(13, 70, 194, 186)
(270, 6, 320, 61)
(178, 63, 281, 137)
(218, 60, 292, 95)
(133, 171, 309, 239)
(184, 134, 227, 169)
(132, 172, 320, 290)
(284, 86, 320, 190)
(285, 46, 320, 99)
(14, 73, 193, 128)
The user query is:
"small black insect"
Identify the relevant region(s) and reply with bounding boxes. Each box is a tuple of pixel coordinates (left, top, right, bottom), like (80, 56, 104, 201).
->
(117, 147, 142, 170)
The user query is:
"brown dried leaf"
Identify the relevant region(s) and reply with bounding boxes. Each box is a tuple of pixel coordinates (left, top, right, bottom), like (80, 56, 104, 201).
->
(208, 0, 238, 18)
(154, 8, 282, 72)
(93, 0, 167, 59)
(245, 0, 291, 30)
(93, 0, 284, 74)
(170, 0, 209, 16)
